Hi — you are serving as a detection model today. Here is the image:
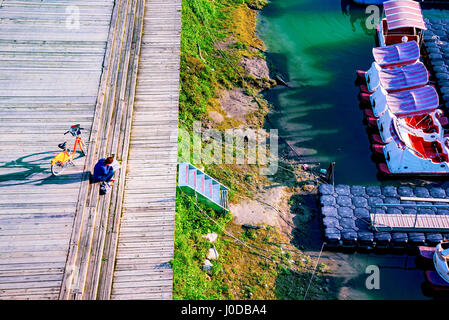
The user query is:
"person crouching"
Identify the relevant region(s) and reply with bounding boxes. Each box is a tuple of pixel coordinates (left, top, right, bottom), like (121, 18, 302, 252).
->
(92, 156, 115, 187)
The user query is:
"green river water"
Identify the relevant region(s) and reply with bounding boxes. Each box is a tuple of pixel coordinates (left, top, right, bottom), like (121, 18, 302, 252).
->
(258, 0, 449, 300)
(259, 0, 448, 185)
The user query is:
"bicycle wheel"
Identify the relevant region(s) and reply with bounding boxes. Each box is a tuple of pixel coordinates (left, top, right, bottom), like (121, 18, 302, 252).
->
(51, 161, 67, 176)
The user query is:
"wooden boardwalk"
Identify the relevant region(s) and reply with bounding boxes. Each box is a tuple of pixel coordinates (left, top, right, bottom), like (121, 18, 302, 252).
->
(0, 0, 180, 300)
(59, 0, 146, 299)
(0, 0, 114, 299)
(110, 0, 181, 300)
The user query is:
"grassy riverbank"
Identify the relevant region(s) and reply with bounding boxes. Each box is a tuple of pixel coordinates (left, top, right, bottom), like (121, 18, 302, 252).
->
(179, 0, 269, 118)
(178, 0, 273, 199)
(173, 0, 331, 300)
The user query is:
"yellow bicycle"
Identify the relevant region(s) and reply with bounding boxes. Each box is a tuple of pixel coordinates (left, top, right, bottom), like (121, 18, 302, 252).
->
(50, 124, 87, 176)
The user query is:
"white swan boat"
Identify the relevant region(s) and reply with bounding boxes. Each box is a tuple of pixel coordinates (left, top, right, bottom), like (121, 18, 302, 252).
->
(425, 242, 449, 292)
(376, 128, 449, 175)
(377, 0, 427, 47)
(434, 242, 449, 284)
(368, 85, 439, 118)
(361, 61, 428, 93)
(376, 109, 444, 144)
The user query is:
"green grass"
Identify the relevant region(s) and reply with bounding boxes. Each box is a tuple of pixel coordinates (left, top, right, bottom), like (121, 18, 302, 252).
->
(174, 0, 274, 300)
(179, 0, 245, 128)
(178, 0, 273, 196)
(173, 189, 231, 299)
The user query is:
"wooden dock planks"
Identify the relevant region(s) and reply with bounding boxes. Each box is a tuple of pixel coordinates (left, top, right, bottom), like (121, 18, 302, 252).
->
(110, 0, 181, 300)
(0, 0, 114, 299)
(370, 213, 449, 232)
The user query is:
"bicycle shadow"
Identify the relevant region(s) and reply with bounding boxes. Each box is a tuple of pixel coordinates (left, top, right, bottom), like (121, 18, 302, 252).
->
(0, 151, 89, 187)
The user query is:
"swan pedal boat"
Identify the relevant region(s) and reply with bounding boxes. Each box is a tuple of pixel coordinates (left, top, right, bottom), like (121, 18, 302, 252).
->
(423, 242, 449, 291)
(376, 0, 427, 47)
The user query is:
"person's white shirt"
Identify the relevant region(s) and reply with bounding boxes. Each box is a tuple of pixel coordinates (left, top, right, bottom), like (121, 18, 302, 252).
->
(111, 159, 121, 171)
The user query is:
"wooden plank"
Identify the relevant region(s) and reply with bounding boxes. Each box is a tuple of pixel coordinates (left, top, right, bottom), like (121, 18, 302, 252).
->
(109, 0, 180, 301)
(371, 213, 449, 232)
(58, 0, 128, 300)
(84, 0, 143, 300)
(95, 0, 146, 300)
(401, 196, 449, 203)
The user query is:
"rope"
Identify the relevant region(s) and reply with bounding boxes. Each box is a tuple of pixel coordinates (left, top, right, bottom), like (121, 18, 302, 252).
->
(303, 242, 325, 300)
(250, 196, 297, 229)
(332, 163, 335, 189)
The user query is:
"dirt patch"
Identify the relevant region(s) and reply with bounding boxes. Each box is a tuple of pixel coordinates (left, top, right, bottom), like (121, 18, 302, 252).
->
(215, 36, 235, 51)
(231, 186, 294, 231)
(208, 110, 224, 125)
(219, 88, 258, 121)
(240, 56, 270, 79)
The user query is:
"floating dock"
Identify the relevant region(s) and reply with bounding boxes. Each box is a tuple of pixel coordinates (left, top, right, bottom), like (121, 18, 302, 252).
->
(422, 18, 449, 108)
(319, 184, 449, 250)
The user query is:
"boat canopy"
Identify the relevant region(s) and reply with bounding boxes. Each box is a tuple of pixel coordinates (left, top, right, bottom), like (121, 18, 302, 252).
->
(386, 86, 439, 117)
(379, 61, 428, 91)
(383, 0, 427, 31)
(372, 41, 419, 68)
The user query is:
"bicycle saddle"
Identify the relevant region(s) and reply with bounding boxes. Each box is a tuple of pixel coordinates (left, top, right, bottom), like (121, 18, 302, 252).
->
(58, 142, 67, 150)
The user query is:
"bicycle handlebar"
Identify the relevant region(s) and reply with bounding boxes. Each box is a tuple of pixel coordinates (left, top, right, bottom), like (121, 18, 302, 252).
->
(64, 126, 86, 136)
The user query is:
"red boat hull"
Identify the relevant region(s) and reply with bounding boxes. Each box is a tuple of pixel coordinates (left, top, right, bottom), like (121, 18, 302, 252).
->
(356, 70, 366, 84)
(372, 144, 384, 156)
(360, 84, 370, 94)
(370, 134, 384, 145)
(378, 163, 391, 175)
(364, 108, 375, 118)
(416, 246, 436, 270)
(366, 116, 378, 127)
(359, 92, 371, 104)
